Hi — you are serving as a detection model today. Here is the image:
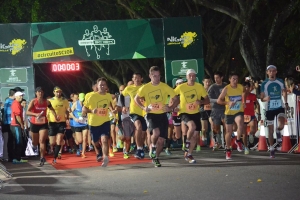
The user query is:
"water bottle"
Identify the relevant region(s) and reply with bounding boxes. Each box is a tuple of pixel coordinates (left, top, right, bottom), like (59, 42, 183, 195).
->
(37, 111, 44, 119)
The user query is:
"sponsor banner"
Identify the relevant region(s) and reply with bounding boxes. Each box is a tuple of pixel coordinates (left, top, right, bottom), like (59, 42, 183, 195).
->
(0, 24, 32, 67)
(32, 19, 164, 63)
(163, 17, 204, 86)
(0, 67, 35, 104)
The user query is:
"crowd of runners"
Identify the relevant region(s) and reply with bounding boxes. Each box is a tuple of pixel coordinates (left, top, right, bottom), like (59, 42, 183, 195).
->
(0, 64, 299, 167)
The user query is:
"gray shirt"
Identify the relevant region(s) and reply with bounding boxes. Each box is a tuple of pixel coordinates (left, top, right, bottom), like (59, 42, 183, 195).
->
(208, 82, 227, 111)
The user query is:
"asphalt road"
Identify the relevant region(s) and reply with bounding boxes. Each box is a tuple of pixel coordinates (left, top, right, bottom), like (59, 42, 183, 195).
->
(1, 148, 300, 200)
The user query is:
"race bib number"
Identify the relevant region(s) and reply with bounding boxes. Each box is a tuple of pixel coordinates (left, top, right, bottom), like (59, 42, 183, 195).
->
(151, 102, 163, 111)
(97, 108, 108, 117)
(270, 99, 281, 109)
(36, 116, 46, 124)
(244, 115, 251, 123)
(204, 104, 211, 110)
(230, 101, 241, 110)
(186, 103, 197, 112)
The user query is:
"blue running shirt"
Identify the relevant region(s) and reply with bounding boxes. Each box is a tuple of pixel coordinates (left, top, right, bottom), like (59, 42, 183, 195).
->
(261, 78, 285, 111)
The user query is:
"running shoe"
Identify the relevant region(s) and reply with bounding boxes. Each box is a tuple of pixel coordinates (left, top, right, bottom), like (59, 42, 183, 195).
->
(57, 153, 62, 159)
(134, 149, 145, 159)
(235, 140, 243, 152)
(226, 150, 232, 160)
(123, 153, 130, 159)
(113, 147, 118, 153)
(130, 144, 136, 153)
(212, 143, 222, 151)
(244, 147, 250, 155)
(76, 149, 81, 156)
(270, 150, 275, 158)
(165, 148, 172, 155)
(185, 155, 196, 164)
(196, 145, 201, 152)
(88, 145, 94, 151)
(96, 154, 103, 162)
(52, 159, 57, 165)
(109, 152, 115, 157)
(149, 148, 156, 159)
(152, 158, 161, 167)
(101, 156, 109, 167)
(39, 157, 46, 166)
(12, 159, 28, 164)
(81, 153, 87, 158)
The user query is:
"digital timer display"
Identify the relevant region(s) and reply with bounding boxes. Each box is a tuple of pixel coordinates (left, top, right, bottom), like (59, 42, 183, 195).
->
(51, 62, 80, 72)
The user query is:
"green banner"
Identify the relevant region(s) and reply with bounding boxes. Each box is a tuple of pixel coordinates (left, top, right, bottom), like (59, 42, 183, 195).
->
(32, 19, 164, 63)
(0, 67, 35, 103)
(0, 24, 32, 67)
(163, 17, 204, 86)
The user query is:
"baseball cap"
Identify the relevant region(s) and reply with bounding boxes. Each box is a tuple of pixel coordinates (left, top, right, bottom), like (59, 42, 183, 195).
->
(79, 93, 85, 101)
(14, 87, 24, 92)
(176, 79, 184, 84)
(53, 86, 62, 92)
(35, 87, 43, 92)
(266, 65, 277, 70)
(15, 91, 25, 96)
(186, 69, 197, 75)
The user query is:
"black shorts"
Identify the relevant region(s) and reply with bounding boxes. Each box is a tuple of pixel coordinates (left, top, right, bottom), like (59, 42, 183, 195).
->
(130, 114, 147, 131)
(89, 121, 111, 143)
(172, 116, 181, 126)
(225, 112, 244, 124)
(48, 122, 66, 136)
(30, 123, 49, 133)
(71, 126, 75, 133)
(74, 125, 88, 132)
(179, 112, 201, 131)
(2, 124, 11, 133)
(65, 129, 73, 139)
(200, 110, 211, 121)
(145, 113, 168, 139)
(266, 108, 285, 121)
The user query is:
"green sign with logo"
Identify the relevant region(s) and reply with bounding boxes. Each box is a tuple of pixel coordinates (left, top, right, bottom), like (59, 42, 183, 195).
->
(163, 17, 204, 87)
(0, 68, 27, 83)
(0, 86, 28, 103)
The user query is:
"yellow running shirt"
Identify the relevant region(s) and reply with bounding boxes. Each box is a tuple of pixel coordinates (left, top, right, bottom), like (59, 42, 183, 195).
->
(137, 82, 176, 115)
(122, 84, 143, 116)
(224, 84, 244, 115)
(48, 97, 69, 122)
(83, 92, 112, 126)
(85, 91, 96, 102)
(174, 82, 208, 115)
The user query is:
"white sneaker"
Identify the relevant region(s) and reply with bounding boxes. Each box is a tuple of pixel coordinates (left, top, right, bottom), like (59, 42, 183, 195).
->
(101, 156, 109, 167)
(244, 147, 250, 155)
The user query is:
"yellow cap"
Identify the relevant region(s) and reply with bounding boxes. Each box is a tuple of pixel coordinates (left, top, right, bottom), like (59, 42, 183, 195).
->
(79, 93, 85, 101)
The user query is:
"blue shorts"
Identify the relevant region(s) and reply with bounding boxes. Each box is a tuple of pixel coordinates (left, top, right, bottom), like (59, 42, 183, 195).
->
(89, 121, 110, 143)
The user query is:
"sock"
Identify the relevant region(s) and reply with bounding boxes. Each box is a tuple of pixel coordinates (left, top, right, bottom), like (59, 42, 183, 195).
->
(185, 140, 190, 148)
(54, 145, 61, 159)
(137, 146, 143, 150)
(183, 135, 187, 143)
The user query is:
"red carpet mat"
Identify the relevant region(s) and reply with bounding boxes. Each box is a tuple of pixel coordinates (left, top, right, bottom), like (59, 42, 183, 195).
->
(45, 151, 151, 170)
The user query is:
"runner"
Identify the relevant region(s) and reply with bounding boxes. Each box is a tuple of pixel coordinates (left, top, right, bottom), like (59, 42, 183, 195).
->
(121, 72, 148, 160)
(48, 86, 70, 164)
(71, 93, 88, 158)
(135, 66, 179, 167)
(83, 77, 114, 167)
(260, 65, 288, 158)
(199, 75, 212, 150)
(174, 69, 209, 163)
(242, 82, 260, 154)
(217, 72, 246, 160)
(10, 91, 28, 164)
(208, 71, 227, 150)
(26, 87, 58, 166)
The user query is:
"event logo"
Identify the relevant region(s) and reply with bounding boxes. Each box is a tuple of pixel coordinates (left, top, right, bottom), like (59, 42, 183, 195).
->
(0, 39, 27, 55)
(166, 32, 197, 48)
(78, 25, 116, 59)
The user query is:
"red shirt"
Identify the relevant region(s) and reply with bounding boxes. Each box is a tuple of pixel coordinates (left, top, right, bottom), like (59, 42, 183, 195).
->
(30, 98, 48, 124)
(11, 100, 23, 126)
(244, 93, 256, 116)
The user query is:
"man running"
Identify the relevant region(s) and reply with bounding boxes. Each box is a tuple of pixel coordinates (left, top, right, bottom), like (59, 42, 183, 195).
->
(260, 65, 288, 158)
(134, 66, 179, 167)
(48, 86, 69, 164)
(208, 71, 227, 150)
(83, 77, 114, 167)
(121, 73, 147, 159)
(217, 72, 246, 160)
(174, 69, 209, 163)
(26, 87, 58, 166)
